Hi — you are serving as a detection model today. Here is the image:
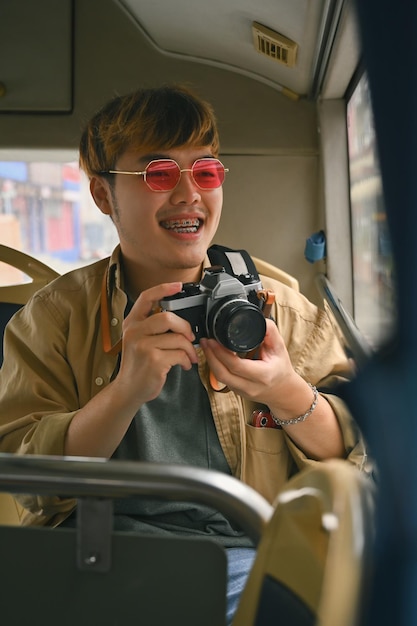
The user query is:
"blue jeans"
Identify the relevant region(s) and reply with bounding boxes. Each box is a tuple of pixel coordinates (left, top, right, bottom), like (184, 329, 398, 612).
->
(226, 547, 257, 625)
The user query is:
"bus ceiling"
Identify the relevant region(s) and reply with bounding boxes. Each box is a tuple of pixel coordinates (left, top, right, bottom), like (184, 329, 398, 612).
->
(0, 0, 360, 116)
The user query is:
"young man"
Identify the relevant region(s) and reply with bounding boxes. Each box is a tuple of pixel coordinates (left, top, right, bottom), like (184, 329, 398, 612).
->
(0, 85, 368, 624)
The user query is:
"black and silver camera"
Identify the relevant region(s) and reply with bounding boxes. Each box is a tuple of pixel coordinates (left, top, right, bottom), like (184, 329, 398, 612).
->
(159, 266, 266, 352)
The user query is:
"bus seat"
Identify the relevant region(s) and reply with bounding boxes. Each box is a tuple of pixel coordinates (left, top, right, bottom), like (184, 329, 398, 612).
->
(0, 244, 60, 364)
(0, 244, 60, 304)
(0, 245, 59, 526)
(232, 459, 375, 626)
(252, 256, 300, 292)
(0, 454, 273, 626)
(0, 525, 228, 625)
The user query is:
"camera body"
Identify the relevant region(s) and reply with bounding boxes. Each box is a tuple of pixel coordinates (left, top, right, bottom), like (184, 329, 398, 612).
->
(159, 266, 266, 352)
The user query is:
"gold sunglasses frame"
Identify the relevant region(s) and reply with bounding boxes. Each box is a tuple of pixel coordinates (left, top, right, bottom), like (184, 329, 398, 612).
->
(106, 158, 229, 192)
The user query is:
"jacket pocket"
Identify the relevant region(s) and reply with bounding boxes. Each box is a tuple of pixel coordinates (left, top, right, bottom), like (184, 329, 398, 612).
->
(242, 424, 292, 504)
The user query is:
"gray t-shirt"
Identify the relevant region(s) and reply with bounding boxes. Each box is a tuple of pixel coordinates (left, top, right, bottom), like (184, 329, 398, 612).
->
(111, 363, 252, 547)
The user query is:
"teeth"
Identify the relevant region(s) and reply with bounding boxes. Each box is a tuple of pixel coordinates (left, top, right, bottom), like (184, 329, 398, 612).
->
(162, 218, 200, 232)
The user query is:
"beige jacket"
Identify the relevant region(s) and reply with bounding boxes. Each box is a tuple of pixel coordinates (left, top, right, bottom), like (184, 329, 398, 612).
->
(0, 246, 369, 525)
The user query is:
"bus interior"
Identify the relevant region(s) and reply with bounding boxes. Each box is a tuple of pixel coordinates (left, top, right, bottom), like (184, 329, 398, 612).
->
(0, 0, 414, 624)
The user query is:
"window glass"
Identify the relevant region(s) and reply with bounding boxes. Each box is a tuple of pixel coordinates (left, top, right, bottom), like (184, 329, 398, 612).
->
(0, 157, 118, 285)
(347, 73, 395, 348)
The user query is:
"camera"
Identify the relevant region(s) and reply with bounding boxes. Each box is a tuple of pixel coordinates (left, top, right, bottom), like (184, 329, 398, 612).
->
(159, 266, 266, 352)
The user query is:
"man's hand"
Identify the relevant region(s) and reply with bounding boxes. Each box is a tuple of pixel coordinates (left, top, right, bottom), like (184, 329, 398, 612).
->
(200, 319, 296, 406)
(116, 282, 198, 405)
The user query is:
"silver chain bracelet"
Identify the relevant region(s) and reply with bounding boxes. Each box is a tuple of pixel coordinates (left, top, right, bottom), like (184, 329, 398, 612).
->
(271, 383, 318, 427)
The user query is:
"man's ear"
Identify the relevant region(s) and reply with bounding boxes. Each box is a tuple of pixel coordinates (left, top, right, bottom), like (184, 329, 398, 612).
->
(90, 176, 113, 216)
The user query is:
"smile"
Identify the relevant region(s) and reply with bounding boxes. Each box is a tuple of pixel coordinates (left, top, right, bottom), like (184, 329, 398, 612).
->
(161, 218, 202, 233)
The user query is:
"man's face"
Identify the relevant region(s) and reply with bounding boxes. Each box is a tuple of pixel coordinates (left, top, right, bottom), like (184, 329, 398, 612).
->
(97, 145, 223, 281)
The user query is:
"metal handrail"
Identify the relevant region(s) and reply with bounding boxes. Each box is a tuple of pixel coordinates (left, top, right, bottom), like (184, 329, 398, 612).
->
(0, 453, 273, 544)
(315, 273, 373, 370)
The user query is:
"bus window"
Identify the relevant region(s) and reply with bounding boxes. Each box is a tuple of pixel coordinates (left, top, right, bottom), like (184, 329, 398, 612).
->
(347, 73, 396, 349)
(0, 156, 118, 283)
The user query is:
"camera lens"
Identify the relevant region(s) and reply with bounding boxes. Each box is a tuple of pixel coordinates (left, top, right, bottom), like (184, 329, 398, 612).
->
(209, 299, 266, 352)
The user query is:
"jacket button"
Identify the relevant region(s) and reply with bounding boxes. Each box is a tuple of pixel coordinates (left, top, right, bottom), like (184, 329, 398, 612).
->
(111, 318, 119, 326)
(95, 377, 104, 386)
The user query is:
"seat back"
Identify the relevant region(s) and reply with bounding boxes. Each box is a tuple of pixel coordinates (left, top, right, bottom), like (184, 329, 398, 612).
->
(232, 460, 375, 626)
(253, 255, 300, 291)
(0, 246, 60, 525)
(0, 525, 227, 626)
(0, 454, 273, 625)
(0, 244, 60, 304)
(0, 244, 60, 365)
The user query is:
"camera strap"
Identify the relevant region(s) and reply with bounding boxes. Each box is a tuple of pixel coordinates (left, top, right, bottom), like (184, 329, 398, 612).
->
(207, 243, 275, 316)
(207, 244, 276, 392)
(207, 244, 260, 281)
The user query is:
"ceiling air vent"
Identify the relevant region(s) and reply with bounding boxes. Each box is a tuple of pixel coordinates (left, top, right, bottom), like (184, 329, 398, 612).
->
(252, 22, 298, 68)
